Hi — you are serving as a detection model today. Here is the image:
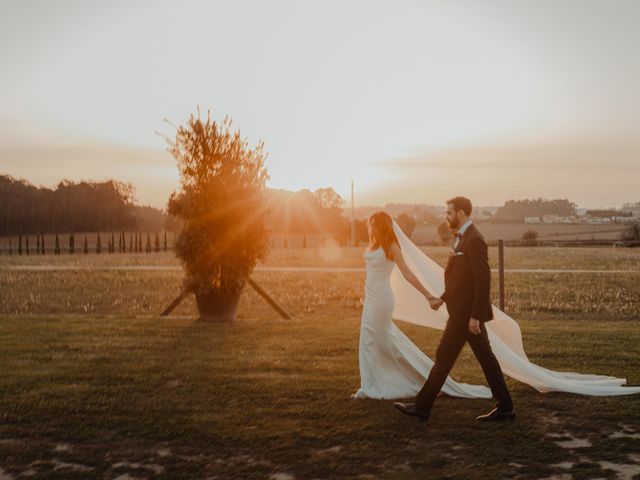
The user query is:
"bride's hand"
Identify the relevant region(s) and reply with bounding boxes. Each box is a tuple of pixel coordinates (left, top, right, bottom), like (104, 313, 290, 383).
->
(428, 297, 444, 310)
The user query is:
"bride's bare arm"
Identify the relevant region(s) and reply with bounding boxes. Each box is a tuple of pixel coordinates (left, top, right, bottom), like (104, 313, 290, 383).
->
(389, 242, 437, 301)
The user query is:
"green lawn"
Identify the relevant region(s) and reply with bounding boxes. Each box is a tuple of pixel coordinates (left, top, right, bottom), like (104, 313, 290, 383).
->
(1, 248, 639, 479)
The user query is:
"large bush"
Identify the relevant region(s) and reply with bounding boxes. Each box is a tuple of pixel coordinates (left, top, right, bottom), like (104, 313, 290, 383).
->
(521, 229, 539, 246)
(165, 110, 270, 295)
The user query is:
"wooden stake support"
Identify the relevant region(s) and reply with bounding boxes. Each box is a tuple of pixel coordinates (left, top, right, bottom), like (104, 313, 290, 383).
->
(160, 289, 190, 316)
(246, 278, 291, 320)
(160, 277, 291, 320)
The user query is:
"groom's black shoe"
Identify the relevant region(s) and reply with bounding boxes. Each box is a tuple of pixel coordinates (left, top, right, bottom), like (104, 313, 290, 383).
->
(476, 407, 516, 422)
(393, 402, 430, 421)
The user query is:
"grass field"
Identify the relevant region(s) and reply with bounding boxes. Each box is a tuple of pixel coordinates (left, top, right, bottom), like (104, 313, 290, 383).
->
(1, 248, 639, 479)
(410, 223, 631, 244)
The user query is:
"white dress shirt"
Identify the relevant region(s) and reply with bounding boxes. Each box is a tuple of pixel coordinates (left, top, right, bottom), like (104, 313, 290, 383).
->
(453, 219, 473, 249)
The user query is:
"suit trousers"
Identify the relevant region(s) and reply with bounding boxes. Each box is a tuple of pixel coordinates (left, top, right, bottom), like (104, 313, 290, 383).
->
(415, 314, 513, 413)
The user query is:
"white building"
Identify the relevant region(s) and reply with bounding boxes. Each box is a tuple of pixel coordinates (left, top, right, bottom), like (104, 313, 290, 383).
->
(622, 203, 640, 218)
(542, 215, 562, 224)
(586, 217, 611, 224)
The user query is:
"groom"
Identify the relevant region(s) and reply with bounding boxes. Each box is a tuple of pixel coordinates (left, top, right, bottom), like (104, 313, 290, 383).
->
(394, 196, 515, 422)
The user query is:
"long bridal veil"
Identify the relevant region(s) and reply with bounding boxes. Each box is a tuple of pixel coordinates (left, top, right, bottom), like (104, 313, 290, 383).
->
(390, 220, 640, 396)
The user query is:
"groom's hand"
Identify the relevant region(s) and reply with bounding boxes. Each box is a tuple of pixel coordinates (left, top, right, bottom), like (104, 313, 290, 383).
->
(429, 298, 444, 310)
(468, 318, 481, 335)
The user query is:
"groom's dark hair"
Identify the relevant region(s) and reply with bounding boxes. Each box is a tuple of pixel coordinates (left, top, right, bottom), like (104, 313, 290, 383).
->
(447, 196, 472, 216)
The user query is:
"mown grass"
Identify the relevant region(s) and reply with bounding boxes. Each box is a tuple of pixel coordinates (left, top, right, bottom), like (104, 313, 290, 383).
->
(0, 248, 639, 479)
(1, 313, 639, 479)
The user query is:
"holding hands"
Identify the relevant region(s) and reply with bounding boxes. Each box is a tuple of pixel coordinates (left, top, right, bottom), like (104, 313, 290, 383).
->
(428, 297, 444, 311)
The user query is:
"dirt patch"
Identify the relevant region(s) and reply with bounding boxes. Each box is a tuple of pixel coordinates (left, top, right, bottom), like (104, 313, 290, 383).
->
(546, 432, 592, 449)
(155, 448, 172, 458)
(610, 431, 640, 439)
(598, 460, 640, 480)
(53, 443, 73, 453)
(610, 424, 640, 439)
(223, 455, 272, 468)
(269, 474, 296, 480)
(312, 445, 342, 459)
(29, 459, 94, 473)
(0, 439, 20, 446)
(112, 461, 165, 475)
(540, 413, 562, 426)
(0, 467, 14, 480)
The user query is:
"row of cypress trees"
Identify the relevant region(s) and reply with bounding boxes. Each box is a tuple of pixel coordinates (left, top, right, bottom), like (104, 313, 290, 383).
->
(2, 231, 169, 255)
(5, 232, 343, 253)
(280, 234, 324, 248)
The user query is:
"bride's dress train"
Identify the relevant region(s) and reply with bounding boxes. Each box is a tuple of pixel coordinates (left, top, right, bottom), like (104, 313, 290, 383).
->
(354, 220, 640, 399)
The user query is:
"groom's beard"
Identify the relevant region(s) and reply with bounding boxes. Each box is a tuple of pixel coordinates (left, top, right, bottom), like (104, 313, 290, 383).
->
(447, 217, 459, 230)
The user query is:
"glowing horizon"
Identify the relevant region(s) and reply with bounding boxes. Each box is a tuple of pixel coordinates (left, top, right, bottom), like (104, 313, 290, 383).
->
(1, 1, 639, 210)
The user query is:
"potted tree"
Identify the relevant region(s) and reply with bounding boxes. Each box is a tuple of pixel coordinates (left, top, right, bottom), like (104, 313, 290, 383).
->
(165, 109, 270, 321)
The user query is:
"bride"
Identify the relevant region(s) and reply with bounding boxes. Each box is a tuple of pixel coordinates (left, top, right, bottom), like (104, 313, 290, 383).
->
(353, 211, 640, 399)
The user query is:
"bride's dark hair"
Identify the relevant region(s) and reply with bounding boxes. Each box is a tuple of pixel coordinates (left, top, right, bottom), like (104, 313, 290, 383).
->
(368, 211, 400, 260)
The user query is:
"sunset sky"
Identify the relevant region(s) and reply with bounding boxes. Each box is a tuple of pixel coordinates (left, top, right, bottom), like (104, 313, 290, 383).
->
(1, 0, 639, 209)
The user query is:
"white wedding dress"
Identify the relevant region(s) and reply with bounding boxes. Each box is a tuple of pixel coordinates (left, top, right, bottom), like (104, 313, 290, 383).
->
(354, 246, 492, 399)
(353, 220, 640, 399)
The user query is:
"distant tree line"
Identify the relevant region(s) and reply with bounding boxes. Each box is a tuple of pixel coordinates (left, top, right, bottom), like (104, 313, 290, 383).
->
(586, 209, 632, 218)
(3, 230, 171, 256)
(266, 189, 422, 244)
(494, 198, 577, 222)
(0, 175, 172, 235)
(1, 175, 354, 240)
(265, 187, 349, 238)
(355, 204, 442, 225)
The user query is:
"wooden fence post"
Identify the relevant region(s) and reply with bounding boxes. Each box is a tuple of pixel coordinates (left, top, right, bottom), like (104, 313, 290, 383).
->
(498, 239, 505, 312)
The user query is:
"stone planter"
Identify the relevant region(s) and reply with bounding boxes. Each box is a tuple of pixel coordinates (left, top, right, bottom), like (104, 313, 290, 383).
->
(195, 288, 241, 322)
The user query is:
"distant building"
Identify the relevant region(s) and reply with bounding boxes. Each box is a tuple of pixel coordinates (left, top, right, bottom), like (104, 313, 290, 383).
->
(585, 209, 633, 224)
(475, 209, 494, 220)
(585, 216, 611, 224)
(622, 202, 640, 218)
(613, 216, 637, 223)
(524, 216, 540, 224)
(586, 209, 621, 218)
(542, 214, 562, 224)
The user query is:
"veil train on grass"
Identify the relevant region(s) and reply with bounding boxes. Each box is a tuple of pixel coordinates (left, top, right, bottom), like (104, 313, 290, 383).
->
(390, 220, 640, 397)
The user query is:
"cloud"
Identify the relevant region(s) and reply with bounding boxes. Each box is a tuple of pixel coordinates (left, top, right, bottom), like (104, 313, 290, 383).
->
(358, 136, 640, 208)
(0, 141, 173, 168)
(371, 138, 640, 172)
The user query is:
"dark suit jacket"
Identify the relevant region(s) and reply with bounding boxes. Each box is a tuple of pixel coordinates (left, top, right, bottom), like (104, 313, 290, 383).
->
(440, 223, 494, 323)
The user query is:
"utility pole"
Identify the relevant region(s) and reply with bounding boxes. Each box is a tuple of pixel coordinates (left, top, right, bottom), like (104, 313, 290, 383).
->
(498, 239, 505, 312)
(350, 180, 356, 246)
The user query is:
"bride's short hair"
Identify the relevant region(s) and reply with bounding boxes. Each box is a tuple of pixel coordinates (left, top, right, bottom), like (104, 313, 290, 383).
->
(368, 211, 400, 260)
